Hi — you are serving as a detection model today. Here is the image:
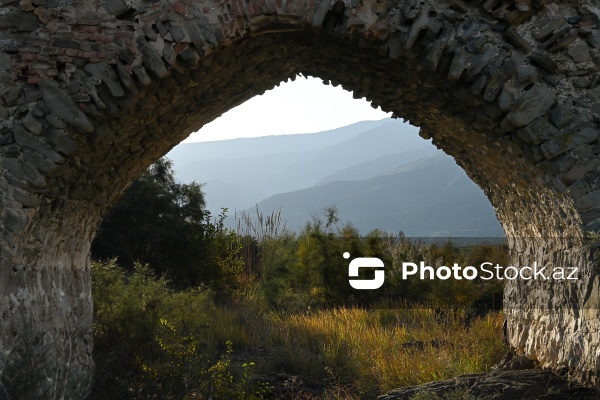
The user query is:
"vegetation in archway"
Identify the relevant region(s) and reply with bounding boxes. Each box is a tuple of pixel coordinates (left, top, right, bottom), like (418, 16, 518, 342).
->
(91, 157, 243, 297)
(89, 159, 510, 399)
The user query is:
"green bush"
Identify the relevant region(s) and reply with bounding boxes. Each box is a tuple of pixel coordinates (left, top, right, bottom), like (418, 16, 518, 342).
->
(92, 158, 245, 297)
(90, 260, 269, 400)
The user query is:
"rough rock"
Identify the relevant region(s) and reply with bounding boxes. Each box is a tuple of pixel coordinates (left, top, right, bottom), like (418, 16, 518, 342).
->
(40, 79, 94, 133)
(379, 369, 600, 400)
(503, 85, 556, 128)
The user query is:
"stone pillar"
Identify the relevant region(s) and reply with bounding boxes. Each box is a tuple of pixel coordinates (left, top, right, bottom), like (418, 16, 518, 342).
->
(1, 199, 96, 398)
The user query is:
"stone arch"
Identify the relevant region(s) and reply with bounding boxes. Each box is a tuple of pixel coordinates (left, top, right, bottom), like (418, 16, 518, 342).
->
(1, 0, 600, 397)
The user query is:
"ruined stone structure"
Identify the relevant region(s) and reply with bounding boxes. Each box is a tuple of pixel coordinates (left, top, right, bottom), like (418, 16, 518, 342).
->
(0, 0, 599, 397)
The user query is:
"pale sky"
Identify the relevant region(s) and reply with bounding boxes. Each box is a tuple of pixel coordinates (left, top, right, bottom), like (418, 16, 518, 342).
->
(183, 76, 393, 143)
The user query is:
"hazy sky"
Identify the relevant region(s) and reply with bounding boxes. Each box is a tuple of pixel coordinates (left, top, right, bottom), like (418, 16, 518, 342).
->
(183, 76, 393, 143)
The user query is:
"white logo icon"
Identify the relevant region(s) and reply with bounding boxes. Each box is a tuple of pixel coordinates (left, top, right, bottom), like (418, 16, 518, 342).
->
(345, 252, 385, 290)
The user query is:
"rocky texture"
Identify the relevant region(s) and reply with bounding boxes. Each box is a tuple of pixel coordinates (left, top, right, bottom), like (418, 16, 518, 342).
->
(0, 0, 599, 398)
(379, 368, 600, 400)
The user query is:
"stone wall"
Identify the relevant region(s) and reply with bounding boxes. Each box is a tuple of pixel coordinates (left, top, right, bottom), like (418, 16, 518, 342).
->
(0, 0, 599, 398)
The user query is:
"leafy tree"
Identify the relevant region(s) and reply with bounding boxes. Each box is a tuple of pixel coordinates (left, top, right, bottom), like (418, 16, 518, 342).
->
(91, 157, 243, 295)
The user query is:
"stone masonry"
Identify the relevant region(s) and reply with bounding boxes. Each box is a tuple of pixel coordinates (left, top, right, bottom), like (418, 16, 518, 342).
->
(1, 0, 600, 398)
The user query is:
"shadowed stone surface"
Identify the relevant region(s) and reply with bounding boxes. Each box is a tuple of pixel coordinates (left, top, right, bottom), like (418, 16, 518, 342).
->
(379, 368, 600, 400)
(1, 0, 600, 398)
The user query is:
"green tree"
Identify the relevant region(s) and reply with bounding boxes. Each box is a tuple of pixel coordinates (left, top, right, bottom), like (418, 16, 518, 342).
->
(91, 157, 243, 295)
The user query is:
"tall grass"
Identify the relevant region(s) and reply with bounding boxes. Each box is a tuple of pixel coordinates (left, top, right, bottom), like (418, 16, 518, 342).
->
(208, 304, 507, 398)
(91, 261, 507, 399)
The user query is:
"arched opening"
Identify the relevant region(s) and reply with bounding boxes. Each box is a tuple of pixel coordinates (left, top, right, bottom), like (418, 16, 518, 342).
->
(0, 0, 598, 397)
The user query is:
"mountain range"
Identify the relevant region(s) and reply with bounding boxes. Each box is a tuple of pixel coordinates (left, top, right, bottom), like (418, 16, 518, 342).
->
(167, 119, 504, 237)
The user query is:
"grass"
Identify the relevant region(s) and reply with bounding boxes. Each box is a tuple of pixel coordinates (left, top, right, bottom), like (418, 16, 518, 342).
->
(91, 262, 507, 399)
(207, 304, 507, 398)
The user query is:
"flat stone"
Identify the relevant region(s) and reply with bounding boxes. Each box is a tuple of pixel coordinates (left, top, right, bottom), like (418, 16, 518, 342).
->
(568, 41, 591, 63)
(470, 75, 487, 95)
(13, 124, 64, 164)
(103, 0, 130, 17)
(503, 27, 532, 53)
(188, 12, 216, 45)
(548, 29, 578, 53)
(587, 30, 600, 49)
(1, 157, 46, 188)
(504, 85, 556, 128)
(516, 117, 558, 144)
(45, 114, 65, 129)
(529, 50, 557, 73)
(311, 0, 330, 27)
(563, 158, 600, 185)
(576, 189, 600, 211)
(83, 61, 125, 97)
(484, 54, 519, 102)
(497, 88, 514, 112)
(179, 46, 200, 67)
(541, 126, 599, 159)
(466, 36, 487, 53)
(133, 65, 152, 86)
(581, 207, 600, 225)
(3, 86, 21, 106)
(22, 112, 43, 135)
(54, 39, 79, 49)
(3, 209, 27, 234)
(23, 150, 64, 178)
(448, 49, 471, 80)
(136, 36, 170, 79)
(168, 24, 186, 42)
(115, 61, 137, 93)
(0, 33, 24, 51)
(549, 104, 575, 128)
(44, 128, 75, 156)
(12, 189, 40, 208)
(39, 79, 94, 133)
(0, 8, 23, 29)
(424, 32, 449, 71)
(19, 13, 39, 31)
(119, 48, 136, 64)
(534, 17, 567, 41)
(514, 65, 539, 89)
(184, 20, 208, 52)
(466, 45, 495, 79)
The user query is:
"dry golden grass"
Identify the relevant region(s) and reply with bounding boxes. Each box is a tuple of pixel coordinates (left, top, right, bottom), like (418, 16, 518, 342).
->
(207, 305, 507, 398)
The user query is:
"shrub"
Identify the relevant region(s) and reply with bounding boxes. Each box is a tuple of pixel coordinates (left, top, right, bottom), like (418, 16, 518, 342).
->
(90, 260, 269, 400)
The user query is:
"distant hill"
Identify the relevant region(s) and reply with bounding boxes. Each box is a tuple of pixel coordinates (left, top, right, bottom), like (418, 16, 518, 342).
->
(252, 153, 504, 237)
(167, 119, 504, 237)
(168, 119, 390, 163)
(168, 119, 428, 211)
(314, 146, 437, 186)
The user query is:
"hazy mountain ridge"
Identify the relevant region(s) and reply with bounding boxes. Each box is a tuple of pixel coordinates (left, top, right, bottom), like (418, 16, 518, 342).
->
(167, 119, 504, 236)
(253, 153, 503, 236)
(169, 119, 426, 204)
(168, 119, 389, 163)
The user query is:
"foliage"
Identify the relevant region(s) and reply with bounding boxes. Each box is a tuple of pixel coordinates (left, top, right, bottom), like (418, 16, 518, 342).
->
(206, 304, 507, 398)
(90, 260, 506, 399)
(90, 260, 270, 400)
(237, 207, 507, 312)
(90, 160, 509, 399)
(91, 157, 244, 295)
